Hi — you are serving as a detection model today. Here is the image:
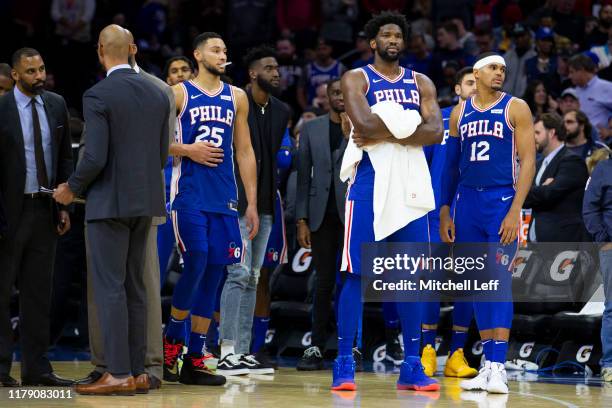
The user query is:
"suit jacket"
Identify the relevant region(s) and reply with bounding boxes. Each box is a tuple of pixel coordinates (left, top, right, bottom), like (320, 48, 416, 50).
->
(0, 88, 73, 239)
(296, 115, 349, 231)
(235, 92, 290, 217)
(524, 146, 590, 242)
(76, 67, 175, 225)
(68, 68, 169, 221)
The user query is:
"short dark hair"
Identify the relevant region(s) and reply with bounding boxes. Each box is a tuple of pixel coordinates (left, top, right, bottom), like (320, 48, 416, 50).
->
(439, 22, 460, 39)
(475, 51, 501, 62)
(11, 47, 41, 67)
(243, 45, 277, 69)
(364, 11, 410, 42)
(567, 109, 593, 140)
(193, 32, 222, 50)
(0, 63, 11, 78)
(455, 66, 473, 85)
(568, 54, 597, 73)
(325, 77, 341, 94)
(536, 112, 565, 140)
(163, 56, 194, 79)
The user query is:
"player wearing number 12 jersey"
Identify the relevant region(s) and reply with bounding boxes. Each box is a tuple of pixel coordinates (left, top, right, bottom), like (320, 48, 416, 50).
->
(439, 52, 536, 394)
(162, 32, 259, 386)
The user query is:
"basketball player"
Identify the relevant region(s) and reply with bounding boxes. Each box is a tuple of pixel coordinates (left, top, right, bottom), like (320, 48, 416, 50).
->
(162, 32, 259, 386)
(420, 67, 478, 379)
(334, 12, 443, 392)
(158, 56, 196, 287)
(439, 52, 536, 394)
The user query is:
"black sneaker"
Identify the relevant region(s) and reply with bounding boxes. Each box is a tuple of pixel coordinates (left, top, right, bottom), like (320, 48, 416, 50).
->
(385, 336, 404, 366)
(296, 346, 324, 371)
(255, 348, 278, 370)
(239, 354, 274, 375)
(353, 348, 364, 372)
(163, 336, 185, 382)
(216, 353, 250, 376)
(179, 354, 226, 386)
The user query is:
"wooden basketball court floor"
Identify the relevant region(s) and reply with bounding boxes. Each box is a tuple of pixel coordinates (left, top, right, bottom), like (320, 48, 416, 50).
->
(2, 361, 609, 407)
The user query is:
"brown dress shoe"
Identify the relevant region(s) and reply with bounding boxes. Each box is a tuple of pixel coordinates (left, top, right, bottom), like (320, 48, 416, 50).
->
(75, 372, 135, 396)
(135, 374, 150, 394)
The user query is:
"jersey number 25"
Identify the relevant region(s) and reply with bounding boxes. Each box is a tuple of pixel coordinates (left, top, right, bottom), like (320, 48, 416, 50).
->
(195, 125, 224, 147)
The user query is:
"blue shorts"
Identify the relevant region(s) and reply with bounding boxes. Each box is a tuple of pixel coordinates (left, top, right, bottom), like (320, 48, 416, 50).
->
(342, 198, 430, 276)
(262, 191, 288, 268)
(172, 209, 243, 265)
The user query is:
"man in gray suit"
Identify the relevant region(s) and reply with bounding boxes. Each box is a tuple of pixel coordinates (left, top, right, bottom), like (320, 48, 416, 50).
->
(295, 78, 349, 370)
(75, 30, 175, 390)
(54, 25, 169, 396)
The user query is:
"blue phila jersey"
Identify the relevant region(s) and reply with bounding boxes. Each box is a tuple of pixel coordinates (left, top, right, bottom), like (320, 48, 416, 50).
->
(458, 92, 517, 188)
(348, 64, 421, 201)
(306, 61, 343, 104)
(171, 80, 238, 215)
(424, 105, 453, 220)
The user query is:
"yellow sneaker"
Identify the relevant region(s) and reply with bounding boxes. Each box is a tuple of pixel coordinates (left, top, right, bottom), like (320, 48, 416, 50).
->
(444, 348, 478, 378)
(421, 344, 437, 377)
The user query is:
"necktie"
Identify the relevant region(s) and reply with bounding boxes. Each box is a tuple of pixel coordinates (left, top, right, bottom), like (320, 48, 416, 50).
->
(31, 98, 49, 188)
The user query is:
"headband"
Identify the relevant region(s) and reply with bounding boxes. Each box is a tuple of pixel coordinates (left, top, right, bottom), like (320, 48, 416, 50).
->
(474, 55, 506, 70)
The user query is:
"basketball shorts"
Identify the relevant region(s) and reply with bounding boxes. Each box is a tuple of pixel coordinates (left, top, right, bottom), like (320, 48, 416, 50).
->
(341, 198, 430, 276)
(262, 190, 288, 268)
(172, 209, 244, 265)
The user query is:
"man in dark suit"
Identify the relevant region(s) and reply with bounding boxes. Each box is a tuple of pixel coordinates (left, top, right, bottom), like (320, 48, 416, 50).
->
(218, 45, 290, 372)
(76, 30, 175, 390)
(295, 78, 349, 370)
(524, 113, 590, 242)
(0, 48, 74, 387)
(54, 25, 169, 395)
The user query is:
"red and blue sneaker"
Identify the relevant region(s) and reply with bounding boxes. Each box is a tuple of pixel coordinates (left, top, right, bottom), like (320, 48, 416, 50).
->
(397, 357, 440, 391)
(331, 355, 356, 391)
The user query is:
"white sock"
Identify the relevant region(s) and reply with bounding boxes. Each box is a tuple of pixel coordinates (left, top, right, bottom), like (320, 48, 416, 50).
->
(221, 340, 235, 359)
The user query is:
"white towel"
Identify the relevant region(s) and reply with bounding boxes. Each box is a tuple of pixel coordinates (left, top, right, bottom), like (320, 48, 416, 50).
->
(340, 100, 435, 243)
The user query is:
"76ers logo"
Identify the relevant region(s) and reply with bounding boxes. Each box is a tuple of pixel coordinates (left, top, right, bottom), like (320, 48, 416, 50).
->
(228, 242, 242, 259)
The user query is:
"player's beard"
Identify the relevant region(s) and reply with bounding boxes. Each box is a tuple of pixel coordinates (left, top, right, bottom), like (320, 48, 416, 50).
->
(377, 47, 400, 62)
(256, 76, 280, 97)
(565, 129, 580, 142)
(202, 60, 224, 77)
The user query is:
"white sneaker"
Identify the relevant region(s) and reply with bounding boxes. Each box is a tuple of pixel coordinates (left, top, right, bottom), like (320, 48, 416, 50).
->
(486, 362, 509, 394)
(216, 353, 250, 376)
(460, 360, 491, 391)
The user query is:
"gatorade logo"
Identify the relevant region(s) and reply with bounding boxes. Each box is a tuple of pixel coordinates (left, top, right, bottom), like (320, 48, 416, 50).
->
(373, 344, 387, 362)
(519, 342, 535, 358)
(512, 250, 533, 278)
(265, 329, 275, 344)
(301, 332, 312, 347)
(292, 248, 312, 273)
(550, 251, 578, 282)
(576, 345, 593, 363)
(472, 340, 484, 356)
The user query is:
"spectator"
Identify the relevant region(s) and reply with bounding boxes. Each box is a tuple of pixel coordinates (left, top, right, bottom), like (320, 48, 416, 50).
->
(568, 53, 612, 130)
(551, 0, 586, 44)
(320, 0, 359, 55)
(432, 21, 474, 86)
(590, 27, 612, 71)
(495, 3, 524, 52)
(276, 38, 304, 118)
(582, 154, 612, 383)
(295, 78, 349, 371)
(312, 83, 330, 113)
(525, 27, 559, 92)
(351, 31, 374, 69)
(525, 113, 590, 243)
(584, 3, 612, 48)
(503, 23, 536, 98)
(447, 15, 479, 56)
(298, 37, 345, 108)
(51, 0, 95, 43)
(402, 33, 435, 75)
(276, 0, 320, 51)
(474, 25, 500, 54)
(163, 56, 194, 86)
(0, 63, 14, 96)
(558, 88, 581, 115)
(524, 80, 558, 118)
(563, 110, 609, 159)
